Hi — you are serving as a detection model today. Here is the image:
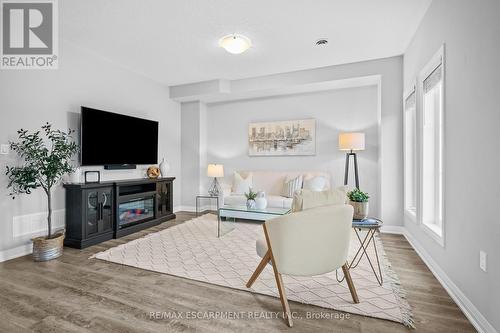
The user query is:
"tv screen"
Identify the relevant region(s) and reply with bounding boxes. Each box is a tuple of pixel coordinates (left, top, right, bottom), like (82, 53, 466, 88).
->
(81, 107, 159, 166)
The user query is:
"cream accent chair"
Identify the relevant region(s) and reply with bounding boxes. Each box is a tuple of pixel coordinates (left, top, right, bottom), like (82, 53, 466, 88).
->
(291, 187, 348, 212)
(246, 204, 359, 327)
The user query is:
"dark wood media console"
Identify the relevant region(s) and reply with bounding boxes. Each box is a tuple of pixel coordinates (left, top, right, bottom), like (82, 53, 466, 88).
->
(64, 177, 175, 249)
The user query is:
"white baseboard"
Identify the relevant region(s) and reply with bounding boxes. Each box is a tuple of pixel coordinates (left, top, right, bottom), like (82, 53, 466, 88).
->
(174, 205, 196, 212)
(380, 225, 405, 234)
(402, 229, 497, 333)
(174, 205, 214, 213)
(173, 206, 185, 213)
(0, 243, 32, 263)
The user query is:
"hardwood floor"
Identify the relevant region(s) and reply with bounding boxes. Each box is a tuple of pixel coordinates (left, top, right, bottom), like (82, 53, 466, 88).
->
(0, 212, 476, 332)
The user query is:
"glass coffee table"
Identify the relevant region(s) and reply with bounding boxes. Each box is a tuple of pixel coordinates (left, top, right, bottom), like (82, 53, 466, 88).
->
(217, 205, 291, 237)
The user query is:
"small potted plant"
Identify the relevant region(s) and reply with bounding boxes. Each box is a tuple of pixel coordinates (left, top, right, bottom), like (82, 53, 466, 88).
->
(6, 123, 79, 262)
(347, 188, 370, 220)
(244, 188, 258, 209)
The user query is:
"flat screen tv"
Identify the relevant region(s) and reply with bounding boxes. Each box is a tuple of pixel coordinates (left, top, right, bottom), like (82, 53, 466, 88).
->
(81, 107, 159, 167)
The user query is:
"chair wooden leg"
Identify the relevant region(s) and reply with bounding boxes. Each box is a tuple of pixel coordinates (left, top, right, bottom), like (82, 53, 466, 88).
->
(246, 250, 271, 288)
(263, 224, 293, 327)
(272, 269, 293, 327)
(342, 263, 359, 304)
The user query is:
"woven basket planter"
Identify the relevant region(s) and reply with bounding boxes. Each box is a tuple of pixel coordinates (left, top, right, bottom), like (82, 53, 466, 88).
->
(32, 231, 65, 262)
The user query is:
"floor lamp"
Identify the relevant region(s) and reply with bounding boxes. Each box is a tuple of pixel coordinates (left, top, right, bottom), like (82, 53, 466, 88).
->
(339, 133, 365, 189)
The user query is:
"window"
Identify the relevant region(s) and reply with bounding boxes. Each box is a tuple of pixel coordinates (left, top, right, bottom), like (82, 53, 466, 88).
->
(403, 87, 417, 220)
(419, 47, 444, 243)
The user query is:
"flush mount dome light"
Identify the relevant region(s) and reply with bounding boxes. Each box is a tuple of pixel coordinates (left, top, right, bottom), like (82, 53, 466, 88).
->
(219, 34, 252, 54)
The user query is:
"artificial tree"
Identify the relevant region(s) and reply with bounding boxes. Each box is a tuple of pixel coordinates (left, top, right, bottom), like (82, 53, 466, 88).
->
(6, 123, 79, 239)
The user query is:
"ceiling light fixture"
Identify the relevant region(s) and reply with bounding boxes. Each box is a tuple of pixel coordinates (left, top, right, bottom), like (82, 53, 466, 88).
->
(219, 34, 252, 54)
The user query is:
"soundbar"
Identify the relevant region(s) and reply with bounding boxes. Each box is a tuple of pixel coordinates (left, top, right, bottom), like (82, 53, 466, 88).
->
(104, 164, 137, 170)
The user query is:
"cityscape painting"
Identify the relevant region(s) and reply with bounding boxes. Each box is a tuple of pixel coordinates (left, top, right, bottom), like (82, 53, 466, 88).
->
(248, 119, 316, 156)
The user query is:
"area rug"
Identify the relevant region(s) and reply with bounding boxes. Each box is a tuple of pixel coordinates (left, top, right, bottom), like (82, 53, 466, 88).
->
(91, 214, 413, 327)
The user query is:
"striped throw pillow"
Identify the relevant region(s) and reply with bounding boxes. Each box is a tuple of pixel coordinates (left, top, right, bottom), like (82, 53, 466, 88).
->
(282, 175, 303, 198)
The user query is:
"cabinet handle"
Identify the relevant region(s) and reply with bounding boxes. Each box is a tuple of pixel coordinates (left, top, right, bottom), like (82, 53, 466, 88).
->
(100, 203, 104, 220)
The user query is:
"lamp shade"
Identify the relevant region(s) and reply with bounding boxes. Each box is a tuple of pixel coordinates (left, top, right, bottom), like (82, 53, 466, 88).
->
(338, 132, 365, 151)
(207, 164, 224, 178)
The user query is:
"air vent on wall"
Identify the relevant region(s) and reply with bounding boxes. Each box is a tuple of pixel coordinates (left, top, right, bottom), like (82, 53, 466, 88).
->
(315, 39, 329, 46)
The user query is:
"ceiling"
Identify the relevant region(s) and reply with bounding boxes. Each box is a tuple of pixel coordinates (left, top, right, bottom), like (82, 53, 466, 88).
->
(62, 0, 432, 86)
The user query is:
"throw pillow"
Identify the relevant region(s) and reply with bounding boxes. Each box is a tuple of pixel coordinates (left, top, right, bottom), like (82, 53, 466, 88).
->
(302, 175, 328, 191)
(282, 175, 303, 198)
(232, 172, 253, 194)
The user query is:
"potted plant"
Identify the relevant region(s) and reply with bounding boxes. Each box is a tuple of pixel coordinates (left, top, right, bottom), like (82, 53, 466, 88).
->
(347, 188, 370, 220)
(6, 123, 79, 262)
(244, 188, 258, 209)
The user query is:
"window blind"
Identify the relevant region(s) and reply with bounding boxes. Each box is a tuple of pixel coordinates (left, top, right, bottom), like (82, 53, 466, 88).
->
(405, 90, 416, 110)
(423, 63, 443, 93)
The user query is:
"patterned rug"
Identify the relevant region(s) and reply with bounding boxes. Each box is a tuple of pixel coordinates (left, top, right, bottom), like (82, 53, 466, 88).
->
(91, 214, 413, 327)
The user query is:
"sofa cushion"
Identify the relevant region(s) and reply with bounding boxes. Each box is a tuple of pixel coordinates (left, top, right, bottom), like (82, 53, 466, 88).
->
(222, 171, 331, 197)
(223, 195, 247, 206)
(223, 194, 293, 209)
(303, 175, 328, 191)
(267, 195, 293, 209)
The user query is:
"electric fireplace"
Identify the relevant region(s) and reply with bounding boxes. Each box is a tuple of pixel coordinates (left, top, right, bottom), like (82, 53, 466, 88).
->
(118, 196, 155, 227)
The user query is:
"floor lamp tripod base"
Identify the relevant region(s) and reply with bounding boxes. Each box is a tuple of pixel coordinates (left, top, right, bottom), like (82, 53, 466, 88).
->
(344, 151, 360, 189)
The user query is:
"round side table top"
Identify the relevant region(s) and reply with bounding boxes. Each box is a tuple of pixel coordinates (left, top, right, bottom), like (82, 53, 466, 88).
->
(352, 217, 383, 229)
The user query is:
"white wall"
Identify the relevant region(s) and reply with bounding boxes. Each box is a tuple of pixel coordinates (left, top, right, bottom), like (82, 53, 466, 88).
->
(205, 87, 380, 216)
(403, 0, 500, 331)
(0, 40, 181, 257)
(177, 56, 403, 226)
(180, 101, 208, 207)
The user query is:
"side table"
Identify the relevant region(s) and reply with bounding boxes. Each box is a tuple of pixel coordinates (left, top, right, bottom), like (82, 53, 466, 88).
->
(337, 217, 384, 286)
(195, 195, 220, 217)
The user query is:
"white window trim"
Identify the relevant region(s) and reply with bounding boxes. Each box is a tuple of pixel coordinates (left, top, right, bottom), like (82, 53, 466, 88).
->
(404, 208, 417, 223)
(422, 221, 445, 247)
(403, 82, 417, 224)
(417, 44, 446, 247)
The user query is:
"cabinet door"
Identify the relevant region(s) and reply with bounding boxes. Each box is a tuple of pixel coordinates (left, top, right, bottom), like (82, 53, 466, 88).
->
(99, 188, 113, 233)
(156, 181, 171, 217)
(85, 190, 99, 237)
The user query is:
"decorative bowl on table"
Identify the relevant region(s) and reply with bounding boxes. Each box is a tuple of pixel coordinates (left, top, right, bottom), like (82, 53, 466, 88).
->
(147, 166, 161, 179)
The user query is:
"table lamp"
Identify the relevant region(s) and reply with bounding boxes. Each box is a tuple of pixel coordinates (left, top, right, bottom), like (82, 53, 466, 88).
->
(207, 164, 224, 196)
(339, 132, 365, 189)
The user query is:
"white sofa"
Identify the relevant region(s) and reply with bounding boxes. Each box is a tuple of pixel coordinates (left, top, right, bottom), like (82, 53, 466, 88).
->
(220, 171, 331, 209)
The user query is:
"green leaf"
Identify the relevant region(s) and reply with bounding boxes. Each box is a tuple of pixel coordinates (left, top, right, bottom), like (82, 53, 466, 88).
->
(347, 188, 369, 202)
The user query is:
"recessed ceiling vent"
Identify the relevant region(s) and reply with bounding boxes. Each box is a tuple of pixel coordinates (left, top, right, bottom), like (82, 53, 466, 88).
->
(315, 39, 328, 46)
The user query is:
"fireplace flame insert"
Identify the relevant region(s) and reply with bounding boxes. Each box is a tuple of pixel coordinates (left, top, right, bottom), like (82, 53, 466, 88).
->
(118, 196, 155, 227)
